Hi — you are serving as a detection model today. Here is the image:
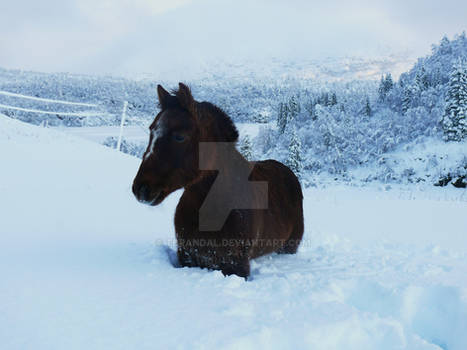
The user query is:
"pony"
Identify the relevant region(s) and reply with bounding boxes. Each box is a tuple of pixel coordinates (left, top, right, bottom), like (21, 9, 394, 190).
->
(132, 83, 303, 278)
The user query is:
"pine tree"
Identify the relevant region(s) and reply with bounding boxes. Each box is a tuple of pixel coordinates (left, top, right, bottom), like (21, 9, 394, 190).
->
(319, 92, 329, 106)
(431, 68, 442, 87)
(402, 85, 415, 115)
(364, 97, 372, 116)
(438, 35, 452, 55)
(286, 128, 303, 178)
(378, 74, 393, 101)
(288, 95, 300, 119)
(305, 99, 316, 120)
(378, 75, 386, 101)
(330, 92, 338, 106)
(415, 66, 429, 91)
(239, 135, 253, 160)
(277, 96, 300, 134)
(384, 73, 394, 91)
(442, 59, 467, 141)
(277, 102, 289, 134)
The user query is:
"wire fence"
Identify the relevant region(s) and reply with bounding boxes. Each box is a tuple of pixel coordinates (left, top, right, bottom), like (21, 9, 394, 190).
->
(0, 90, 128, 151)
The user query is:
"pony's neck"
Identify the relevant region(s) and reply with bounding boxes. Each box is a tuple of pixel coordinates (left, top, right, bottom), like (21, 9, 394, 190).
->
(186, 144, 251, 196)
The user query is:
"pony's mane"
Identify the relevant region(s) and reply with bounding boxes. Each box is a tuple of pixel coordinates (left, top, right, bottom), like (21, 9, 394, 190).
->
(196, 101, 239, 143)
(160, 86, 239, 143)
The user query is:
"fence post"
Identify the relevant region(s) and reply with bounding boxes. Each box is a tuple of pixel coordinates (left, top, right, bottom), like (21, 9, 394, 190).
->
(117, 101, 128, 151)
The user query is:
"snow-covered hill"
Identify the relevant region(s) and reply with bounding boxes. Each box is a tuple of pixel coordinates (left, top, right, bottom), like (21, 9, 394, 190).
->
(1, 114, 467, 350)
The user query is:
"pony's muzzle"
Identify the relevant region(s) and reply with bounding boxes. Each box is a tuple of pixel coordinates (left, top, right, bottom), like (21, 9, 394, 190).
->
(132, 181, 163, 205)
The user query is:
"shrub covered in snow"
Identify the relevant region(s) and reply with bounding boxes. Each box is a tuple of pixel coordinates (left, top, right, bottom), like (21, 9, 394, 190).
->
(102, 136, 145, 158)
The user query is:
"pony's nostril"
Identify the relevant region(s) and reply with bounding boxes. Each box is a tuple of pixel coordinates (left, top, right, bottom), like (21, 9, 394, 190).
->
(139, 184, 150, 201)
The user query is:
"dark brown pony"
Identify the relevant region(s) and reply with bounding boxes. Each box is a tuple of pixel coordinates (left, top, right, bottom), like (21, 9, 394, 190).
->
(133, 83, 303, 278)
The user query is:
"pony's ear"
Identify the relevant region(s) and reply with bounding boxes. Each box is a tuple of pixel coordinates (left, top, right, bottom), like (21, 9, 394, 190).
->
(157, 84, 170, 109)
(177, 83, 196, 114)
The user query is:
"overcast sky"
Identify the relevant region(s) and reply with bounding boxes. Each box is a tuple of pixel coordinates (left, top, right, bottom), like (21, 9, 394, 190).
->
(0, 0, 465, 76)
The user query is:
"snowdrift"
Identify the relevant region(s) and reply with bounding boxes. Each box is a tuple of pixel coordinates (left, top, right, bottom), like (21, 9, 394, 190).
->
(1, 114, 467, 350)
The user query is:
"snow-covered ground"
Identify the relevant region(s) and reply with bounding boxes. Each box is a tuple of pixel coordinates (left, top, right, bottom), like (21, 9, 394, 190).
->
(1, 114, 467, 350)
(348, 137, 467, 186)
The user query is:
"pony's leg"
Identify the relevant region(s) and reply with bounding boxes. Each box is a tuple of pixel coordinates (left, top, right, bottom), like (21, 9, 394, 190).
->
(278, 219, 304, 254)
(177, 247, 195, 267)
(221, 258, 250, 279)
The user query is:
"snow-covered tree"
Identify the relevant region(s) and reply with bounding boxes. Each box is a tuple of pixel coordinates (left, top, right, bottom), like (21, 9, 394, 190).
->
(364, 97, 372, 116)
(330, 92, 338, 106)
(438, 35, 452, 55)
(378, 75, 386, 101)
(288, 95, 300, 119)
(277, 95, 300, 134)
(102, 137, 145, 158)
(415, 66, 429, 91)
(304, 99, 316, 120)
(277, 102, 289, 134)
(239, 135, 253, 160)
(442, 59, 467, 141)
(378, 73, 394, 101)
(319, 92, 329, 106)
(286, 128, 302, 178)
(402, 85, 416, 115)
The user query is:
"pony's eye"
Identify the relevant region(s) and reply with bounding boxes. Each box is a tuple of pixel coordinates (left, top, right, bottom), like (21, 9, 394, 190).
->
(173, 133, 185, 143)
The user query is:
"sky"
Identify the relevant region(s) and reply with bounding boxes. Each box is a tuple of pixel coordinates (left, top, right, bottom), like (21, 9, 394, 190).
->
(0, 0, 466, 77)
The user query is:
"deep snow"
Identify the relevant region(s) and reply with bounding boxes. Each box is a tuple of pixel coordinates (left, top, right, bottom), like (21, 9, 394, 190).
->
(1, 114, 467, 350)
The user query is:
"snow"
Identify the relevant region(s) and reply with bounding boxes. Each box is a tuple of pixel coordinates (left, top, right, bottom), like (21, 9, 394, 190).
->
(307, 185, 467, 251)
(1, 114, 467, 350)
(349, 136, 467, 186)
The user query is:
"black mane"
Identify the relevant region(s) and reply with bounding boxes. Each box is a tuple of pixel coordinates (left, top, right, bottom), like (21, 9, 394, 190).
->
(197, 101, 239, 143)
(160, 85, 239, 143)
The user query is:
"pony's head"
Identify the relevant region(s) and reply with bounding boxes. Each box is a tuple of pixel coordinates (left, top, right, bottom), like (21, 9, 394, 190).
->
(132, 83, 238, 205)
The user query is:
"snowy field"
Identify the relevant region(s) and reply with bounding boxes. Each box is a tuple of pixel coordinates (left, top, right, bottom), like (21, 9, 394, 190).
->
(1, 114, 467, 350)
